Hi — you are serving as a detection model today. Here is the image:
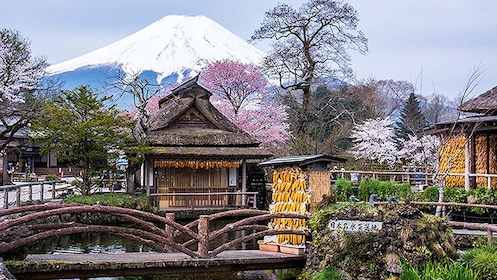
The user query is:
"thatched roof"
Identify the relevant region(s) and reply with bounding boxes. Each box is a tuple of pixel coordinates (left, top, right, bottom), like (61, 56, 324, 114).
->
(145, 76, 271, 159)
(459, 86, 497, 115)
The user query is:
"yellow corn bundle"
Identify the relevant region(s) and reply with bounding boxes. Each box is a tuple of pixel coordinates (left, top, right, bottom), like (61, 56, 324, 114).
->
(440, 135, 497, 189)
(439, 136, 465, 187)
(269, 166, 310, 245)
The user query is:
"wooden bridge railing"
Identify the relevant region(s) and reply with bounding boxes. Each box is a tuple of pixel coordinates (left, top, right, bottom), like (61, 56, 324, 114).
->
(0, 180, 67, 209)
(0, 204, 306, 259)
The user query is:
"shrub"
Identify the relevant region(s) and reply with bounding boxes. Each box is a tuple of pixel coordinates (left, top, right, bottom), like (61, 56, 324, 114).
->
(357, 178, 380, 201)
(461, 245, 497, 279)
(45, 174, 60, 181)
(334, 178, 354, 202)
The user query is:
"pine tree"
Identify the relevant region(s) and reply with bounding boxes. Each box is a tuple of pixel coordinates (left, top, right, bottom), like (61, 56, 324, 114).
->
(395, 92, 426, 141)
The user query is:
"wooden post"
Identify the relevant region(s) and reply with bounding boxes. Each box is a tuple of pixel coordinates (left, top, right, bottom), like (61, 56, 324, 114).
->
(464, 134, 471, 191)
(29, 184, 33, 201)
(3, 189, 8, 209)
(164, 212, 176, 252)
(198, 215, 209, 258)
(241, 159, 247, 207)
(488, 230, 493, 245)
(52, 182, 56, 199)
(40, 184, 44, 201)
(16, 187, 21, 206)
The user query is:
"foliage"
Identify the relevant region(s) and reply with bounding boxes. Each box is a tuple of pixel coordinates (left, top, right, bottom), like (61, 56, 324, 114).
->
(354, 178, 411, 202)
(200, 59, 290, 148)
(334, 178, 355, 202)
(286, 84, 379, 155)
(0, 28, 51, 151)
(30, 86, 134, 195)
(400, 261, 478, 280)
(252, 0, 367, 138)
(310, 266, 342, 280)
(109, 70, 158, 193)
(395, 92, 426, 142)
(460, 245, 497, 280)
(45, 174, 60, 181)
(64, 193, 155, 212)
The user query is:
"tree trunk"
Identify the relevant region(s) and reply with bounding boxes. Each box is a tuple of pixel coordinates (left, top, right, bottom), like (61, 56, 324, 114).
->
(435, 184, 444, 217)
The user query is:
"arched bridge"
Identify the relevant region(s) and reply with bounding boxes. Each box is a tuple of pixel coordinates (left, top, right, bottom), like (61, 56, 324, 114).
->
(0, 203, 307, 259)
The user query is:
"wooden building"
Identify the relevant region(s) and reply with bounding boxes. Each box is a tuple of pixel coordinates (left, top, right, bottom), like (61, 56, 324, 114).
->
(141, 76, 272, 209)
(426, 86, 497, 189)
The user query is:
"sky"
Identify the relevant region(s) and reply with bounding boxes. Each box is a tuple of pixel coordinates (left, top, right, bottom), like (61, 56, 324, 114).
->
(1, 0, 497, 101)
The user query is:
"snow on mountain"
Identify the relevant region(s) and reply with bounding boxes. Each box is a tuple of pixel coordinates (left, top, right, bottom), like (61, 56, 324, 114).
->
(47, 15, 266, 83)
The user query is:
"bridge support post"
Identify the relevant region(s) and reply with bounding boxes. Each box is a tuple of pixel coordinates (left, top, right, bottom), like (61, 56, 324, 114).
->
(163, 213, 176, 253)
(198, 215, 209, 258)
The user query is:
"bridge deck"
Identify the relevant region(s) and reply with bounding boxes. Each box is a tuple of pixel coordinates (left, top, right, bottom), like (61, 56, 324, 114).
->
(7, 250, 306, 280)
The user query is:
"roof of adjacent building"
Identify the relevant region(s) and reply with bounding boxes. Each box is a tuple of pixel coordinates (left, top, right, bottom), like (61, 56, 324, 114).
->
(459, 86, 497, 115)
(258, 154, 346, 167)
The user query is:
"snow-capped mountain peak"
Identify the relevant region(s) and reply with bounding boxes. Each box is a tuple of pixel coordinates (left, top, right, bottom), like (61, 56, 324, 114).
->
(47, 15, 266, 82)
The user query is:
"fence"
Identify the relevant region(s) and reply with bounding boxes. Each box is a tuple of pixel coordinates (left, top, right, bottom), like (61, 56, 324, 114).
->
(337, 169, 497, 189)
(0, 180, 68, 209)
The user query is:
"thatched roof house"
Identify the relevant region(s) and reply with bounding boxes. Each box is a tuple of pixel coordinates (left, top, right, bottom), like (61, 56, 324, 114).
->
(141, 76, 272, 209)
(426, 86, 497, 189)
(459, 86, 497, 115)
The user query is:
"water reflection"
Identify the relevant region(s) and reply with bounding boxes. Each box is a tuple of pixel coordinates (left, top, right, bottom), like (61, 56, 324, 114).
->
(28, 232, 154, 254)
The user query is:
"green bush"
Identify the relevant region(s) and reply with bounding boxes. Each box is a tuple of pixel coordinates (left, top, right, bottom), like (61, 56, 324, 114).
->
(400, 261, 478, 280)
(357, 178, 380, 201)
(461, 245, 497, 280)
(334, 178, 355, 202)
(356, 178, 411, 202)
(45, 174, 60, 181)
(64, 193, 155, 212)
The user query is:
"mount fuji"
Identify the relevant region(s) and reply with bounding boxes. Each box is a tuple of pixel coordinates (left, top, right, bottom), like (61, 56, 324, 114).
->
(47, 15, 266, 108)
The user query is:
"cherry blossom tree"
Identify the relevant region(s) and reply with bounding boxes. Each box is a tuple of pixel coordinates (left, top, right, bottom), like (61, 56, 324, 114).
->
(200, 60, 290, 148)
(0, 29, 49, 151)
(350, 117, 440, 171)
(349, 118, 399, 166)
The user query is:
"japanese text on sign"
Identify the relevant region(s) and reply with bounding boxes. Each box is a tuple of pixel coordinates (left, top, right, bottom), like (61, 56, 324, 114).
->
(328, 220, 383, 232)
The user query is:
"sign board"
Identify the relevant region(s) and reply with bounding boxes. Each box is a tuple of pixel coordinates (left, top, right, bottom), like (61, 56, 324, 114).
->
(328, 220, 383, 232)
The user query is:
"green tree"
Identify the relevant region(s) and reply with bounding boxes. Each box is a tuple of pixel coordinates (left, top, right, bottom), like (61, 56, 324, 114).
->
(286, 84, 378, 155)
(30, 86, 133, 194)
(251, 0, 368, 140)
(395, 92, 426, 141)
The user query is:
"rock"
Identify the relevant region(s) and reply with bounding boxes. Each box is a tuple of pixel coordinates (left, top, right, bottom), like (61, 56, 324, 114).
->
(386, 262, 404, 274)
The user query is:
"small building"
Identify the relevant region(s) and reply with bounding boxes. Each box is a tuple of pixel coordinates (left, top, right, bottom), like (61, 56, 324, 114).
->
(259, 154, 346, 212)
(141, 76, 272, 209)
(426, 86, 497, 189)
